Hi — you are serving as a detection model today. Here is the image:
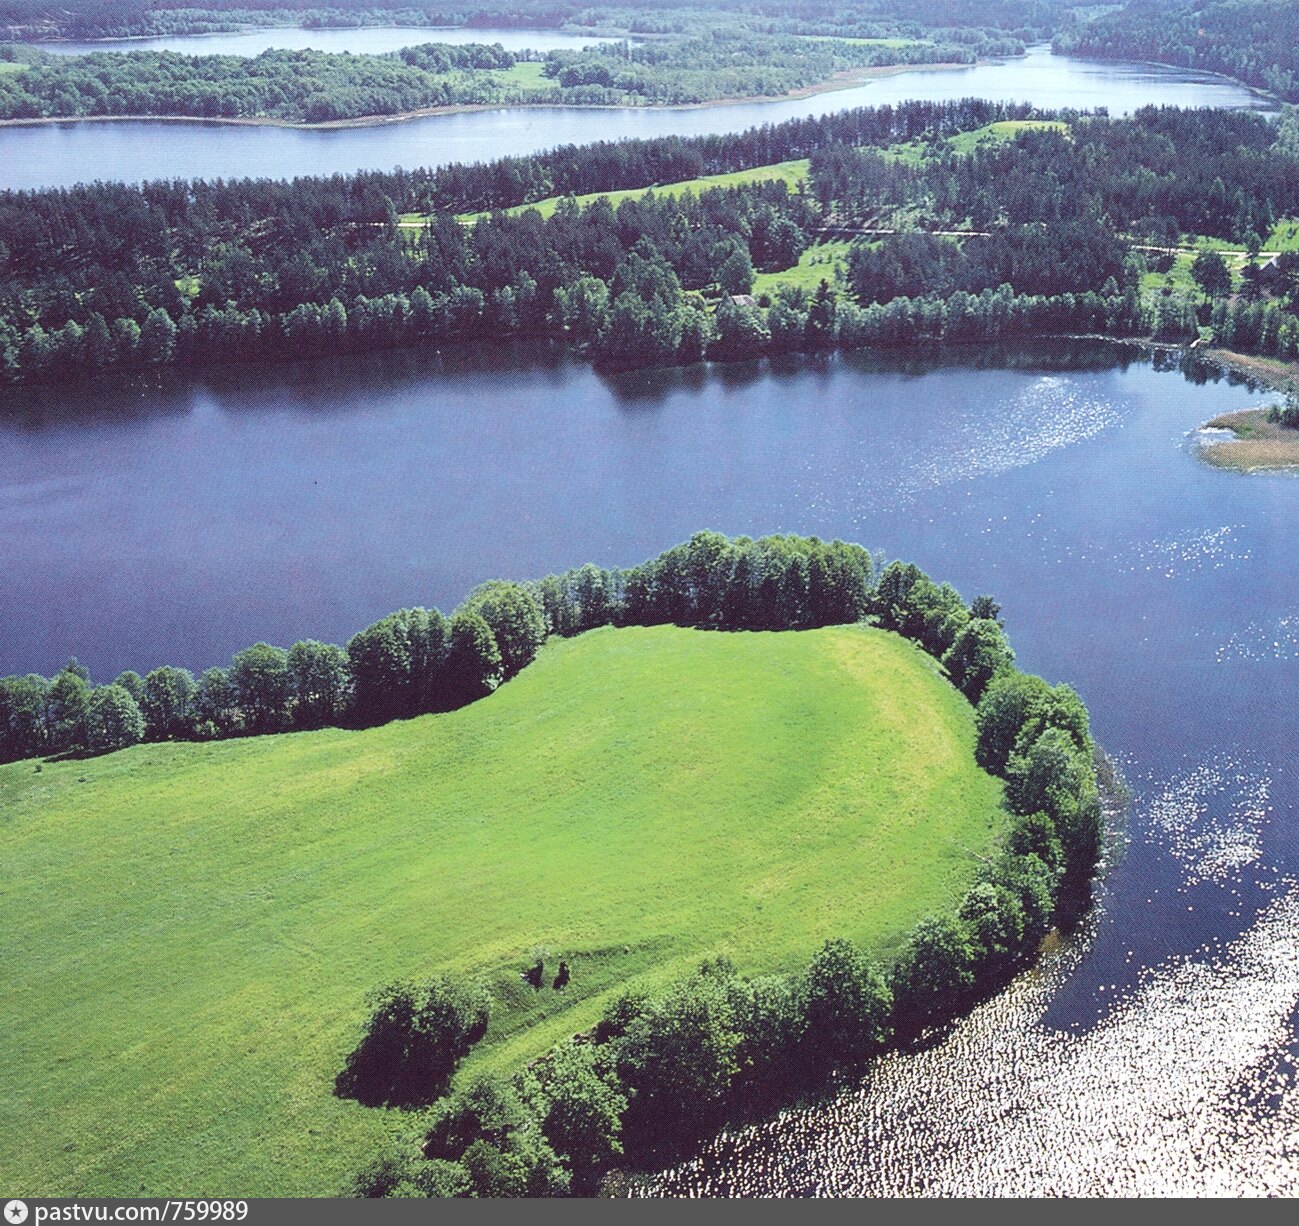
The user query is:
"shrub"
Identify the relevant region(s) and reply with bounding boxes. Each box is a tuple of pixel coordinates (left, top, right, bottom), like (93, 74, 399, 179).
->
(889, 915, 977, 1029)
(801, 937, 892, 1071)
(336, 975, 489, 1108)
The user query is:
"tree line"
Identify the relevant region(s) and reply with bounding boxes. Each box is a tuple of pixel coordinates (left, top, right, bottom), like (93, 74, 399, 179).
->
(0, 27, 985, 122)
(0, 533, 879, 764)
(0, 0, 1069, 42)
(324, 534, 1102, 1197)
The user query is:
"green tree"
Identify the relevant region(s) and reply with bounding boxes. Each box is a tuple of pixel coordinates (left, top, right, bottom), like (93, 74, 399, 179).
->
(86, 684, 145, 754)
(112, 670, 144, 703)
(230, 642, 291, 733)
(140, 307, 177, 364)
(801, 937, 892, 1071)
(617, 970, 742, 1142)
(941, 617, 1015, 703)
(716, 247, 755, 296)
(889, 915, 977, 1028)
(336, 976, 490, 1109)
(958, 882, 1027, 973)
(1190, 249, 1232, 300)
(974, 671, 1053, 775)
(140, 665, 197, 741)
(48, 663, 92, 752)
(430, 1076, 569, 1198)
(522, 1042, 626, 1188)
(194, 666, 238, 738)
(443, 611, 503, 707)
(287, 639, 350, 729)
(459, 581, 546, 679)
(0, 674, 51, 763)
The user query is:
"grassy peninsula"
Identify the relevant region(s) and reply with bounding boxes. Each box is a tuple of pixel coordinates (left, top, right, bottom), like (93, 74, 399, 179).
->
(0, 622, 1006, 1196)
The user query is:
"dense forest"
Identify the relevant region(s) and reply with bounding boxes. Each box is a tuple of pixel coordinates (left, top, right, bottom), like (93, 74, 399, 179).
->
(0, 0, 1080, 41)
(1, 99, 1297, 389)
(1057, 0, 1299, 104)
(0, 30, 996, 120)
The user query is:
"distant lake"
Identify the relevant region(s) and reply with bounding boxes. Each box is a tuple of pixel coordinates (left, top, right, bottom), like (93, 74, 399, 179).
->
(0, 47, 1270, 192)
(19, 24, 624, 57)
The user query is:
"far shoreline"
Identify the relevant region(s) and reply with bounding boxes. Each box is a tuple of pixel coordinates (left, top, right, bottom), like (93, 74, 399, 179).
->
(0, 59, 975, 132)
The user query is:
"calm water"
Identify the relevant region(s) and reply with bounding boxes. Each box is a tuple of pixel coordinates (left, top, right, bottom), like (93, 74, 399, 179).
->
(1, 340, 1296, 1193)
(20, 25, 621, 56)
(0, 47, 1270, 192)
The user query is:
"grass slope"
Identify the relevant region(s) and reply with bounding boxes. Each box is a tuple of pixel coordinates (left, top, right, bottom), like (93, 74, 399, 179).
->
(0, 624, 1004, 1196)
(441, 159, 810, 225)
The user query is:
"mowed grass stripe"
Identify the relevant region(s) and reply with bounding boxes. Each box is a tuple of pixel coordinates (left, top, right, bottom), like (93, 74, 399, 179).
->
(1, 624, 1004, 1195)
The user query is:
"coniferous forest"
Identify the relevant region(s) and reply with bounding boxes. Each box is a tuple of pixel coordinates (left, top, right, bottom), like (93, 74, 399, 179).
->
(2, 101, 1298, 389)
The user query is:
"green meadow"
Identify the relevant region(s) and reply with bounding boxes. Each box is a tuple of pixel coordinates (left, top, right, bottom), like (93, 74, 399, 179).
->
(435, 159, 811, 225)
(1, 623, 1004, 1196)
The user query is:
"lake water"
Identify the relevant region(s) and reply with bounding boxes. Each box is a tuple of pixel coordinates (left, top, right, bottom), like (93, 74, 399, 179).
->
(0, 47, 1270, 192)
(19, 25, 623, 56)
(1, 342, 1296, 1193)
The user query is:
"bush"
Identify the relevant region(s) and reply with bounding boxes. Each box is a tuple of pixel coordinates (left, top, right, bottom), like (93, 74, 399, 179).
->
(424, 1075, 569, 1198)
(889, 915, 977, 1030)
(336, 975, 489, 1108)
(801, 937, 892, 1071)
(521, 1042, 626, 1188)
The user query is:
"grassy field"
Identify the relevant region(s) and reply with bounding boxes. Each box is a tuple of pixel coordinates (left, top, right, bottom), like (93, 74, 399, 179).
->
(886, 119, 1068, 167)
(497, 60, 553, 93)
(0, 623, 1004, 1196)
(433, 159, 810, 225)
(753, 239, 852, 297)
(0, 61, 29, 74)
(1181, 220, 1299, 254)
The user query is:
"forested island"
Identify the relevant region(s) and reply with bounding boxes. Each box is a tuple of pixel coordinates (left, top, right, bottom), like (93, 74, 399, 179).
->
(0, 531, 1105, 1196)
(1, 99, 1298, 391)
(0, 0, 1039, 122)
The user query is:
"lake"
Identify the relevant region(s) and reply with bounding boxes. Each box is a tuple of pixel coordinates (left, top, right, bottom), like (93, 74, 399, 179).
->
(2, 342, 1296, 1193)
(0, 46, 1270, 192)
(18, 24, 624, 56)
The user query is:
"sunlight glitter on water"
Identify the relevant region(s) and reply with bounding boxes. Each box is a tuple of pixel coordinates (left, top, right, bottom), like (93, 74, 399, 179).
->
(1144, 756, 1272, 888)
(1217, 615, 1299, 662)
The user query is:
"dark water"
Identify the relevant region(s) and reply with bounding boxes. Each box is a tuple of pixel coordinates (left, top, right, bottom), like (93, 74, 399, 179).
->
(2, 339, 1297, 1193)
(0, 47, 1270, 192)
(20, 25, 622, 56)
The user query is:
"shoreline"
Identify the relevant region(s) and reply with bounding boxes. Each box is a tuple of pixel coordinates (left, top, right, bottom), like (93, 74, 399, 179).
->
(0, 59, 976, 132)
(1193, 350, 1299, 472)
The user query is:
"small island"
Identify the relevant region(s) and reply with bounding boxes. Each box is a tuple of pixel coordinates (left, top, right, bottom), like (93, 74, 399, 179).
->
(1200, 406, 1299, 472)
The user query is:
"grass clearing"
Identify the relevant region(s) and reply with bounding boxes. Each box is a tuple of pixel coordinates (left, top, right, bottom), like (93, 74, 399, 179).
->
(0, 60, 30, 74)
(496, 60, 553, 92)
(1, 623, 1004, 1196)
(753, 239, 852, 297)
(431, 159, 810, 225)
